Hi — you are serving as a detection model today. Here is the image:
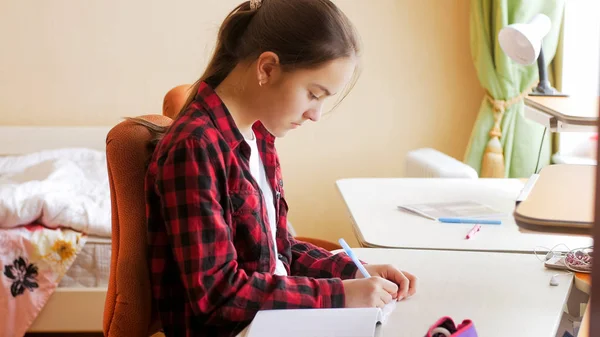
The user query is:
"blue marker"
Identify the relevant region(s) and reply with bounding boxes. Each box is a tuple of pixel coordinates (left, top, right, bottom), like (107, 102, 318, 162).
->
(339, 238, 371, 278)
(438, 217, 501, 225)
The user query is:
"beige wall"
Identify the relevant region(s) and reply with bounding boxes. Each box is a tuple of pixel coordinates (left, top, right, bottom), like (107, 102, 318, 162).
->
(0, 0, 483, 246)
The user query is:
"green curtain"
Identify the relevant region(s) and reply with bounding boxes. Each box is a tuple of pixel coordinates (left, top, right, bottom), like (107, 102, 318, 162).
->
(464, 0, 565, 178)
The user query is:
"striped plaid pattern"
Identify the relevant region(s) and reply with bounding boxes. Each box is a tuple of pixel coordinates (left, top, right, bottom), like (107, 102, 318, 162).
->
(145, 81, 359, 337)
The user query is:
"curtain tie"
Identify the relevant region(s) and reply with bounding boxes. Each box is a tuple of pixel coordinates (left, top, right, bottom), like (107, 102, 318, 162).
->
(480, 83, 535, 178)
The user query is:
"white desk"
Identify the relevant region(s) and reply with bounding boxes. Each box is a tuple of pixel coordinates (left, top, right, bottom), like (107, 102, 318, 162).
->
(240, 248, 572, 337)
(336, 178, 593, 253)
(524, 95, 598, 132)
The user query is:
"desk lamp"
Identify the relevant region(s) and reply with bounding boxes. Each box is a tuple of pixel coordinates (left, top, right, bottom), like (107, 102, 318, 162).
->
(499, 13, 568, 97)
(499, 14, 597, 236)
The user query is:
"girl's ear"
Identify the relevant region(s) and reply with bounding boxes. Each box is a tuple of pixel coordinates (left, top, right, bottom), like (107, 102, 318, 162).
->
(256, 51, 281, 85)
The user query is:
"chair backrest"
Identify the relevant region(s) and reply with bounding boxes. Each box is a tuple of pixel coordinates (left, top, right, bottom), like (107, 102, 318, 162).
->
(103, 84, 192, 336)
(163, 84, 192, 119)
(103, 114, 172, 337)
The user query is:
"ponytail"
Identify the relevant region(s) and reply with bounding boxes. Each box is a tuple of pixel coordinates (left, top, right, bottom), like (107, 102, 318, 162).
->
(176, 2, 257, 120)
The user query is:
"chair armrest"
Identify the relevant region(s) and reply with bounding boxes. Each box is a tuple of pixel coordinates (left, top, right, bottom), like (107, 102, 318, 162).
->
(405, 148, 478, 178)
(287, 222, 342, 251)
(294, 237, 342, 251)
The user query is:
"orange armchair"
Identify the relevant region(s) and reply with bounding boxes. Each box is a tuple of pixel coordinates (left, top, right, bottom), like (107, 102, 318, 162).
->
(103, 85, 195, 336)
(104, 114, 171, 337)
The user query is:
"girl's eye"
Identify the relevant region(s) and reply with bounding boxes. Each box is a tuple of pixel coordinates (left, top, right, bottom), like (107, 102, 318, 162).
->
(309, 92, 319, 100)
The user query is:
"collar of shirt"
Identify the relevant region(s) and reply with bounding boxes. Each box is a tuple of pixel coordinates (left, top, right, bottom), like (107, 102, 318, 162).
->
(193, 81, 276, 151)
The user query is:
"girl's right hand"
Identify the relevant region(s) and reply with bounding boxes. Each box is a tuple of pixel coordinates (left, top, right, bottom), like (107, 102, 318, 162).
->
(342, 277, 398, 308)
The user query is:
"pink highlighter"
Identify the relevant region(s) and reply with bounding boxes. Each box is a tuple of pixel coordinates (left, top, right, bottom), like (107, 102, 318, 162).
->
(465, 224, 481, 239)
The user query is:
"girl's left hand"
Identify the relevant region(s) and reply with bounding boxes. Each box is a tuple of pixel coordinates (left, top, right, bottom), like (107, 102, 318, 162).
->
(355, 264, 417, 301)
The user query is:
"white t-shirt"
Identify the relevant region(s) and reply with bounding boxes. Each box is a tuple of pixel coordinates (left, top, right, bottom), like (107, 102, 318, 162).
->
(245, 132, 288, 276)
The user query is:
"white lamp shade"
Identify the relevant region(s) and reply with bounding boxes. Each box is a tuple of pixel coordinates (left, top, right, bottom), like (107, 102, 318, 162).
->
(498, 14, 552, 65)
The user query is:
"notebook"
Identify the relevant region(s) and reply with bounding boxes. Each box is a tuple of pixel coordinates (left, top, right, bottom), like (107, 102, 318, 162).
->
(245, 301, 396, 337)
(397, 201, 504, 221)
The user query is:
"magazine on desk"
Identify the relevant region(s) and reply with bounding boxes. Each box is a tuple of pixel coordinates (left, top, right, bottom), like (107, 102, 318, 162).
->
(397, 201, 505, 221)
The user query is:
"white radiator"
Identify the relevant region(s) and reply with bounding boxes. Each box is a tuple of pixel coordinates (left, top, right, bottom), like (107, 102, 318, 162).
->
(405, 148, 478, 178)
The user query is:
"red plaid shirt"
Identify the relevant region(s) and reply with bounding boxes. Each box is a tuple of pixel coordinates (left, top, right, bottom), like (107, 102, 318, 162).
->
(145, 81, 359, 337)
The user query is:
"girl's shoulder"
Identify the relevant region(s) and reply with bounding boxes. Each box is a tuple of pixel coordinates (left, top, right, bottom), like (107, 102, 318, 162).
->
(152, 111, 230, 167)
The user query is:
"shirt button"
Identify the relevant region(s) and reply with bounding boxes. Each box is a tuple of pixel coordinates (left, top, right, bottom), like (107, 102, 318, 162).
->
(277, 253, 283, 259)
(278, 179, 283, 187)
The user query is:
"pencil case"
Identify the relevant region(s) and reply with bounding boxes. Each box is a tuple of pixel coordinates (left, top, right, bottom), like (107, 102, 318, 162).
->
(425, 316, 478, 337)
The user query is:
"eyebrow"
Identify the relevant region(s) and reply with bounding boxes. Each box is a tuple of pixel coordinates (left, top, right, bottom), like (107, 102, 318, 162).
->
(312, 84, 335, 96)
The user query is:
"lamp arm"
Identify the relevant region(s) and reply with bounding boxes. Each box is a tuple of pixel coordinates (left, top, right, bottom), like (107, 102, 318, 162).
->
(536, 45, 551, 90)
(531, 43, 565, 96)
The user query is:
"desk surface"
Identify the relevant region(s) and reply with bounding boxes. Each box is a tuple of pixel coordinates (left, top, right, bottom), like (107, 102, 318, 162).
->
(514, 165, 594, 235)
(525, 96, 599, 120)
(240, 248, 572, 337)
(523, 96, 598, 132)
(336, 178, 593, 252)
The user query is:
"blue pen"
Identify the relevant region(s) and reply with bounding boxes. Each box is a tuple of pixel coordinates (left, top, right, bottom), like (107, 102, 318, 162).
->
(438, 217, 502, 225)
(339, 238, 371, 278)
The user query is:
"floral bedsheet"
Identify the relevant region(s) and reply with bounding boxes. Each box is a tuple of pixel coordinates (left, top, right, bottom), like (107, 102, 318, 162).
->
(0, 224, 86, 337)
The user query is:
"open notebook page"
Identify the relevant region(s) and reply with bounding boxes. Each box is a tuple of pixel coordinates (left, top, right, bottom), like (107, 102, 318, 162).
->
(246, 302, 396, 337)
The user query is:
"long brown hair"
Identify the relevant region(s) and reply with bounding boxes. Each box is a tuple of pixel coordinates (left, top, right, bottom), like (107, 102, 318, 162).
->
(132, 0, 361, 136)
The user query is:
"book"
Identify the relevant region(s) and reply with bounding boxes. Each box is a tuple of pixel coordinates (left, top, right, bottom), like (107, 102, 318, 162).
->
(397, 201, 505, 221)
(245, 302, 396, 337)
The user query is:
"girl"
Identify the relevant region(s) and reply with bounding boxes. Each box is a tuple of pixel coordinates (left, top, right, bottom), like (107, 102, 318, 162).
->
(143, 0, 417, 336)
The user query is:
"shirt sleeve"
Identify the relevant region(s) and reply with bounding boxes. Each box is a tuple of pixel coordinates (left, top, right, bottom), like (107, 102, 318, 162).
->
(287, 233, 360, 280)
(154, 137, 346, 326)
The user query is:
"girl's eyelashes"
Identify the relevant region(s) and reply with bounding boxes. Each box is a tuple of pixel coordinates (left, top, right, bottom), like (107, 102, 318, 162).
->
(309, 91, 322, 100)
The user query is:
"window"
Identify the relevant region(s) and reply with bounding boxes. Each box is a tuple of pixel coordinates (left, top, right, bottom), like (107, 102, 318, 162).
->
(553, 0, 600, 164)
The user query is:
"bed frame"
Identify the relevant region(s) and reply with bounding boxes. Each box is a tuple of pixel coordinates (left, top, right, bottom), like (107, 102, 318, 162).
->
(0, 125, 113, 333)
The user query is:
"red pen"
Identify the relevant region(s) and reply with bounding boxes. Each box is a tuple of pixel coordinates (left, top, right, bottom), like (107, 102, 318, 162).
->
(465, 224, 481, 239)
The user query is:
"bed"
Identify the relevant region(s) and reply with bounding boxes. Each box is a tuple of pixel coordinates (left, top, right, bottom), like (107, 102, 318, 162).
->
(0, 125, 113, 333)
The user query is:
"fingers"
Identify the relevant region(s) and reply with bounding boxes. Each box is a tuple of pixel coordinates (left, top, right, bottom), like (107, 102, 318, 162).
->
(358, 265, 418, 308)
(403, 271, 418, 297)
(343, 278, 401, 309)
(377, 291, 393, 308)
(375, 276, 398, 296)
(382, 265, 417, 301)
(382, 265, 409, 300)
(397, 272, 410, 300)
